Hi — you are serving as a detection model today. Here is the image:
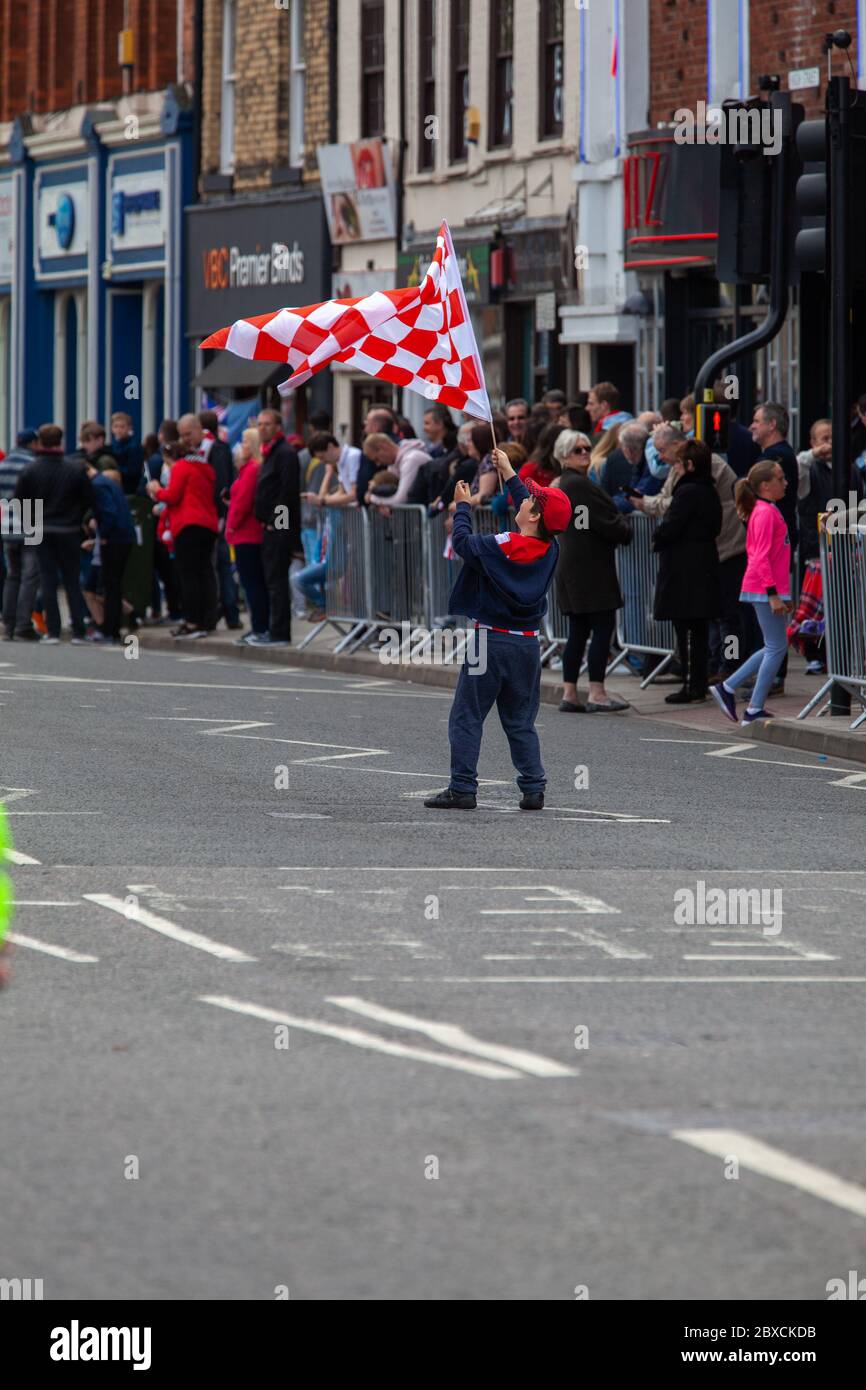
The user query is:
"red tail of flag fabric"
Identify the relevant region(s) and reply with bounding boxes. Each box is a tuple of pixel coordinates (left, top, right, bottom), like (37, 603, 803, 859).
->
(200, 221, 492, 421)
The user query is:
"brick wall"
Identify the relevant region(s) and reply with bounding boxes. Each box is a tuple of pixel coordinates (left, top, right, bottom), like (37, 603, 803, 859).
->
(650, 0, 860, 127)
(200, 0, 329, 193)
(749, 0, 858, 121)
(649, 0, 708, 126)
(0, 0, 196, 123)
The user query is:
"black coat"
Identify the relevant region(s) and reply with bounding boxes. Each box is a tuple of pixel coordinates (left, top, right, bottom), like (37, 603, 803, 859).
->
(652, 473, 722, 622)
(208, 439, 234, 517)
(554, 470, 632, 614)
(799, 456, 835, 561)
(254, 434, 301, 545)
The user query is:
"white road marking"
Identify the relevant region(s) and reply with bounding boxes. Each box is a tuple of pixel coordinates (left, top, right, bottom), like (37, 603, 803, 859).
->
(399, 975, 866, 984)
(672, 1128, 866, 1219)
(11, 900, 80, 906)
(7, 932, 98, 963)
(83, 893, 256, 962)
(4, 848, 41, 865)
(0, 786, 37, 805)
(480, 885, 620, 916)
(198, 995, 525, 1078)
(327, 996, 577, 1077)
(705, 744, 761, 758)
(8, 673, 447, 700)
(267, 813, 332, 820)
(540, 925, 649, 959)
(828, 772, 866, 788)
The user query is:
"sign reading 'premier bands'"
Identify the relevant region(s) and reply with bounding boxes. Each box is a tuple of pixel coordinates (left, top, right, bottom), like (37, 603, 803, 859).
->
(200, 241, 306, 292)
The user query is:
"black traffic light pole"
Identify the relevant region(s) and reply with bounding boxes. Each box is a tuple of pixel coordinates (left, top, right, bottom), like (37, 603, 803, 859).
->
(694, 92, 791, 402)
(828, 75, 852, 502)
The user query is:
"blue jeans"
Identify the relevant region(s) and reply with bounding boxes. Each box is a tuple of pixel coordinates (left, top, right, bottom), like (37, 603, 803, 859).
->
(295, 560, 327, 609)
(449, 631, 545, 795)
(215, 534, 240, 626)
(301, 527, 321, 568)
(723, 601, 788, 710)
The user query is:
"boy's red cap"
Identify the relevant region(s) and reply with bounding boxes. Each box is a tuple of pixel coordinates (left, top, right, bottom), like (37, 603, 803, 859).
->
(525, 479, 571, 534)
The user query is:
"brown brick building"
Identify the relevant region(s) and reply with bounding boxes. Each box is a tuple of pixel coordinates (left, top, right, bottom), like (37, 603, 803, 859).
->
(188, 0, 334, 425)
(0, 0, 196, 121)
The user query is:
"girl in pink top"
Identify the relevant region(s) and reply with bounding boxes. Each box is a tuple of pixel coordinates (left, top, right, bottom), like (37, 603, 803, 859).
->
(710, 458, 792, 726)
(226, 428, 269, 641)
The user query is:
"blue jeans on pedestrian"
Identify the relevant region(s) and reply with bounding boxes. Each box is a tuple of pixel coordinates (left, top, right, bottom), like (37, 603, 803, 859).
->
(723, 601, 788, 710)
(215, 534, 240, 626)
(449, 630, 545, 795)
(294, 560, 327, 609)
(301, 527, 321, 568)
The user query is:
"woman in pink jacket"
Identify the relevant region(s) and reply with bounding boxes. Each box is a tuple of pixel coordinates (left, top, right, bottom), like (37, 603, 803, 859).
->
(225, 427, 269, 643)
(711, 458, 792, 725)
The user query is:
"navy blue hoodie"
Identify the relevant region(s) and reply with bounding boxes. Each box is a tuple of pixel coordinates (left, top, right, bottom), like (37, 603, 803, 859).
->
(448, 474, 558, 630)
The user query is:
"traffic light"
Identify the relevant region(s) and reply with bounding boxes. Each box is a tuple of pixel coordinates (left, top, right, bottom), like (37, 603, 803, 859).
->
(717, 99, 773, 283)
(794, 118, 828, 272)
(695, 402, 730, 452)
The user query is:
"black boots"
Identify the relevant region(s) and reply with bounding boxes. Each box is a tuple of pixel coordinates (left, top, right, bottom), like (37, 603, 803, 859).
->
(424, 787, 477, 810)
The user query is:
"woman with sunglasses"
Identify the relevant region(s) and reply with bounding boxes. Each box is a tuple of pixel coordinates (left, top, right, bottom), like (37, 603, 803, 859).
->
(551, 430, 632, 713)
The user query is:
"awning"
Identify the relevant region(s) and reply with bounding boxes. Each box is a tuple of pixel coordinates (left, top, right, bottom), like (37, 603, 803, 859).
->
(192, 352, 291, 390)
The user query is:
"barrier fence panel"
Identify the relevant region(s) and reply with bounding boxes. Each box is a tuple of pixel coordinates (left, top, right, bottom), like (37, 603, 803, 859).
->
(798, 516, 866, 729)
(297, 504, 374, 653)
(366, 505, 430, 650)
(612, 513, 677, 687)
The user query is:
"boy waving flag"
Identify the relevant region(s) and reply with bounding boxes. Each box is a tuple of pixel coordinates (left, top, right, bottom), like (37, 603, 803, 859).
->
(424, 449, 572, 812)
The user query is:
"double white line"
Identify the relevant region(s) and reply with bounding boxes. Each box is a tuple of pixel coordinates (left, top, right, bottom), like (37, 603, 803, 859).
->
(200, 994, 577, 1081)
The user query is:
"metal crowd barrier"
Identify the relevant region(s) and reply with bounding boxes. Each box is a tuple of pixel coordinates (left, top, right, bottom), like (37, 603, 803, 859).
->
(540, 513, 676, 684)
(298, 502, 681, 687)
(797, 514, 866, 729)
(609, 513, 677, 687)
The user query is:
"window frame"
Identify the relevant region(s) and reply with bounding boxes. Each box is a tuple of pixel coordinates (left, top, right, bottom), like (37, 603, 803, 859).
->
(219, 0, 236, 175)
(449, 0, 470, 164)
(417, 0, 436, 172)
(539, 0, 564, 141)
(488, 0, 514, 150)
(289, 0, 307, 167)
(361, 0, 386, 139)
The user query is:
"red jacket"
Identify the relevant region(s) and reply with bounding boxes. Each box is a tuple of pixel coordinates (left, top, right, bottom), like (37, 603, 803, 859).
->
(225, 459, 263, 546)
(154, 456, 218, 538)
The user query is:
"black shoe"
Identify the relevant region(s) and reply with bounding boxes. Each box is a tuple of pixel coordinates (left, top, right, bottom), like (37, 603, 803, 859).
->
(423, 787, 477, 810)
(664, 686, 692, 704)
(519, 792, 545, 811)
(558, 699, 586, 713)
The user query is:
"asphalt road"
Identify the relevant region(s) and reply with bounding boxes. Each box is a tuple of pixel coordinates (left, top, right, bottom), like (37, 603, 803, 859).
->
(2, 641, 866, 1301)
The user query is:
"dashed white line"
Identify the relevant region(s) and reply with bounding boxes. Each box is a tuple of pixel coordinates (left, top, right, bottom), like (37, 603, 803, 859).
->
(672, 1129, 866, 1219)
(83, 893, 256, 962)
(4, 848, 41, 865)
(7, 933, 98, 963)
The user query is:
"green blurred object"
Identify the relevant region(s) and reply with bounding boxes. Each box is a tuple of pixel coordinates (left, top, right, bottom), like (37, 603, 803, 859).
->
(0, 801, 13, 945)
(123, 495, 157, 617)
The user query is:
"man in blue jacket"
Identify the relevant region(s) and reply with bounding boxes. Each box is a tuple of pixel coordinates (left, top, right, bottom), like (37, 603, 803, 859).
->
(85, 463, 136, 642)
(425, 449, 572, 812)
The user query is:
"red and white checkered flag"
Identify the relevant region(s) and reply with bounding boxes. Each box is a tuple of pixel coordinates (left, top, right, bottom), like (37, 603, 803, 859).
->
(200, 221, 492, 421)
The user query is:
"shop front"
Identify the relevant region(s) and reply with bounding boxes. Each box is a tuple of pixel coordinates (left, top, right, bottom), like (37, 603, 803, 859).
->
(186, 190, 331, 441)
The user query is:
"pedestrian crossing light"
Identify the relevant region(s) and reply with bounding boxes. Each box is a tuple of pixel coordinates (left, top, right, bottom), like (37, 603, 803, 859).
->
(696, 400, 730, 452)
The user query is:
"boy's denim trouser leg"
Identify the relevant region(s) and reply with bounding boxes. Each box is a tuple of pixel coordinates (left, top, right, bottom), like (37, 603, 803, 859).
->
(449, 632, 546, 795)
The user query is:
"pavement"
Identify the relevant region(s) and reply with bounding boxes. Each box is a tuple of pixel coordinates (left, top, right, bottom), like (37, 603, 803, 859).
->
(2, 637, 866, 1300)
